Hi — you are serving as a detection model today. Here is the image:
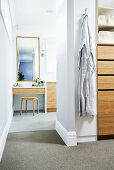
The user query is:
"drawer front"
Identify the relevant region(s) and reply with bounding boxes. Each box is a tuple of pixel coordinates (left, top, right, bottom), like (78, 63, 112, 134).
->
(98, 76, 114, 89)
(98, 91, 114, 135)
(13, 88, 45, 95)
(98, 46, 114, 60)
(47, 83, 57, 111)
(98, 61, 114, 74)
(47, 83, 56, 90)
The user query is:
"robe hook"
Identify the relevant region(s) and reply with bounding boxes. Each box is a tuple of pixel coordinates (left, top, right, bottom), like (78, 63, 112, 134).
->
(85, 8, 87, 15)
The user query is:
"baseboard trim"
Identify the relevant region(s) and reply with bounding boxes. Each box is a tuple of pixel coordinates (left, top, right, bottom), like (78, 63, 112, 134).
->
(77, 135, 97, 143)
(0, 110, 13, 161)
(56, 120, 77, 146)
(98, 135, 114, 140)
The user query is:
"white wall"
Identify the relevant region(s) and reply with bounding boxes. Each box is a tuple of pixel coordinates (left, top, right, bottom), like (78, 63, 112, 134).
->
(74, 0, 97, 141)
(56, 0, 76, 146)
(0, 9, 16, 159)
(40, 37, 56, 82)
(0, 13, 12, 134)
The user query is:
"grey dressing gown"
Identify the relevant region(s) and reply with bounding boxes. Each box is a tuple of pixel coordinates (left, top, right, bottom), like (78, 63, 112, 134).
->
(78, 14, 96, 116)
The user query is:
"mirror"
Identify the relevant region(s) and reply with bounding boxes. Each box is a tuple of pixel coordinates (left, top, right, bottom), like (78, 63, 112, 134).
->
(16, 37, 40, 81)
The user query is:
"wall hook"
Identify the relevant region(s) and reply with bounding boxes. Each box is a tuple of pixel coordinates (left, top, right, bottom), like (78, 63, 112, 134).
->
(85, 8, 87, 15)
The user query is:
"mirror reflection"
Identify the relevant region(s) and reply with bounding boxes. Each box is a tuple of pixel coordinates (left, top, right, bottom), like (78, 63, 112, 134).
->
(17, 37, 40, 81)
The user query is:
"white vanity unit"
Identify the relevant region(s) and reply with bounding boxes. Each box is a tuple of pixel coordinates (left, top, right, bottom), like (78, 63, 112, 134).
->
(13, 82, 47, 113)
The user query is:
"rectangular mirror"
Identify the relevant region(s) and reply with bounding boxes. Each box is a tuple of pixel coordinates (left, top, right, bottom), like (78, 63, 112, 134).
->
(16, 36, 40, 81)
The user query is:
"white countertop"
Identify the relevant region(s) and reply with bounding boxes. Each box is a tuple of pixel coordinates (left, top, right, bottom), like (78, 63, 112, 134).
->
(13, 82, 46, 89)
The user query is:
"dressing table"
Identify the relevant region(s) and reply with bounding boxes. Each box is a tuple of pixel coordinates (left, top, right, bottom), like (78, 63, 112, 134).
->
(13, 82, 47, 113)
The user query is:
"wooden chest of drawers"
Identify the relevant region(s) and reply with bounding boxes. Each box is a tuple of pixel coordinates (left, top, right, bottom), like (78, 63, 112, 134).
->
(98, 45, 114, 138)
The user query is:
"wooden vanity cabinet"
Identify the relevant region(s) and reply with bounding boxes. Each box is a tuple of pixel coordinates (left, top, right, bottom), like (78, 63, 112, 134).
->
(47, 82, 57, 112)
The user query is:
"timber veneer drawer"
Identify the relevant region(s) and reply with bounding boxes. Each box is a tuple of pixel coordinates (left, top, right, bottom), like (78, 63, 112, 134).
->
(98, 61, 114, 74)
(98, 46, 114, 60)
(98, 91, 114, 136)
(98, 76, 114, 89)
(13, 88, 45, 95)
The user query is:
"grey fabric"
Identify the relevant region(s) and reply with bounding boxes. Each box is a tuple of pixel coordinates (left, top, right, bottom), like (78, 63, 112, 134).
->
(0, 131, 114, 170)
(78, 14, 96, 116)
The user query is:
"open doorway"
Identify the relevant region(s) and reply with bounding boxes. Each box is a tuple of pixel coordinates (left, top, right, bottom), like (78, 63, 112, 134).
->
(9, 0, 57, 133)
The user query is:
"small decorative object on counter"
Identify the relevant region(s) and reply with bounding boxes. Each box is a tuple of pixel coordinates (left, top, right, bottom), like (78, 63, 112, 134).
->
(13, 83, 23, 87)
(32, 84, 38, 87)
(34, 77, 44, 86)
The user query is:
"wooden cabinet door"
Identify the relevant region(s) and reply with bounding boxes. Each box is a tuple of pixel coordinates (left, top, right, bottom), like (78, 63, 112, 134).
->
(98, 91, 114, 136)
(47, 83, 57, 112)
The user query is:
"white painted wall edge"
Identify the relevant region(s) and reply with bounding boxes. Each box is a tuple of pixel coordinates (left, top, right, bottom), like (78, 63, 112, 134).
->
(0, 110, 13, 161)
(56, 120, 77, 146)
(56, 120, 97, 144)
(77, 135, 97, 143)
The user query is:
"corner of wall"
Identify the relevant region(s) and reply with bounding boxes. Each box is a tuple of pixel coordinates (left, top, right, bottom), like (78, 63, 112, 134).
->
(56, 120, 77, 146)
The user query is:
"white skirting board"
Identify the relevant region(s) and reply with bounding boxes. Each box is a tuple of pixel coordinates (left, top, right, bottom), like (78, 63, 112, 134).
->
(77, 135, 97, 143)
(0, 110, 13, 161)
(56, 120, 77, 146)
(56, 120, 97, 145)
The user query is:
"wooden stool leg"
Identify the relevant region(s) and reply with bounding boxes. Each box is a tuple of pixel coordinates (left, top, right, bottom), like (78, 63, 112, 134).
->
(26, 100, 27, 112)
(37, 99, 39, 114)
(20, 99, 23, 116)
(33, 100, 35, 116)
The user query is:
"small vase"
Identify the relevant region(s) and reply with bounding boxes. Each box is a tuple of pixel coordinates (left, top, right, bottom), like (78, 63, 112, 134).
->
(38, 83, 44, 86)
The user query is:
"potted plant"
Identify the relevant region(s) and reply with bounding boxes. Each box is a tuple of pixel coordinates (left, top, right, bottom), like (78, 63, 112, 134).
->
(18, 72, 24, 81)
(34, 77, 44, 86)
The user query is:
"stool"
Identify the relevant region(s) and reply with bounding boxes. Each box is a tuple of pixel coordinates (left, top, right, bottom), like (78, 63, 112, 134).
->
(20, 97, 39, 116)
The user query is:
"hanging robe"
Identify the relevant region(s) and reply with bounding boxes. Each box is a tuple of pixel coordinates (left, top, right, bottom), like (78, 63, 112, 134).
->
(78, 14, 96, 117)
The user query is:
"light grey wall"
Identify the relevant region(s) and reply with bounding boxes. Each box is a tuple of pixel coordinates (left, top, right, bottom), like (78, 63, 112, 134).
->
(74, 0, 97, 137)
(56, 0, 75, 131)
(0, 12, 15, 137)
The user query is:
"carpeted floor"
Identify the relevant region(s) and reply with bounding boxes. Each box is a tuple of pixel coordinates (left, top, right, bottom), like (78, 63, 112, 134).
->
(0, 131, 114, 170)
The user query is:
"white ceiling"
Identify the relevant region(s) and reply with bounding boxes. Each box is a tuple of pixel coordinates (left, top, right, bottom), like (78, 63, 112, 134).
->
(14, 0, 56, 37)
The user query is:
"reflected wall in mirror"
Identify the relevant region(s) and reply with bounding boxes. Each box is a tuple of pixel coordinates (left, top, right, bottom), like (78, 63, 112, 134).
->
(16, 37, 40, 81)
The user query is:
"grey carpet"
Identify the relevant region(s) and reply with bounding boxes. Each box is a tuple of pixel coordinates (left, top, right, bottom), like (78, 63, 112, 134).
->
(0, 131, 114, 170)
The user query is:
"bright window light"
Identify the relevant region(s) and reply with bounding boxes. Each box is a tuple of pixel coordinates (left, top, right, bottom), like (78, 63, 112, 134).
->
(1, 0, 12, 43)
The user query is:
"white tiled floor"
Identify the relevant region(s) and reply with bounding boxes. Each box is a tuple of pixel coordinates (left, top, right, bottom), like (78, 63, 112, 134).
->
(9, 111, 56, 133)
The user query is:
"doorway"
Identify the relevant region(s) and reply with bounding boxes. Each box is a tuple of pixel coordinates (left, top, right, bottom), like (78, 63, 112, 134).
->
(10, 0, 57, 133)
